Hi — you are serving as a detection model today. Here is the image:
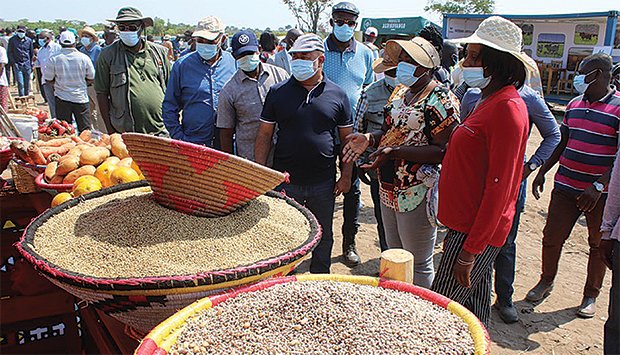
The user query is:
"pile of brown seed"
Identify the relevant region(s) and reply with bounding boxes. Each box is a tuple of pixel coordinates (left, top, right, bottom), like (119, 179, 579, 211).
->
(170, 281, 475, 355)
(31, 188, 311, 278)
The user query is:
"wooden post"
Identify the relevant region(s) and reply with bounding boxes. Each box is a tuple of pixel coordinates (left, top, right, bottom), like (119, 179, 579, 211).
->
(379, 249, 414, 284)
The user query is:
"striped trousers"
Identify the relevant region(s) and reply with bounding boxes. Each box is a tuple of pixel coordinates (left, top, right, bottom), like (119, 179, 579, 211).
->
(431, 229, 501, 326)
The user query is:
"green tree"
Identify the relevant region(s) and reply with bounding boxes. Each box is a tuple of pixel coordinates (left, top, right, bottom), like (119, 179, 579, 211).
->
(424, 0, 494, 15)
(282, 0, 333, 33)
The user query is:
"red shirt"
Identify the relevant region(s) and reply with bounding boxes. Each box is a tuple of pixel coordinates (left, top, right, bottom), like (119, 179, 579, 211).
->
(438, 86, 529, 255)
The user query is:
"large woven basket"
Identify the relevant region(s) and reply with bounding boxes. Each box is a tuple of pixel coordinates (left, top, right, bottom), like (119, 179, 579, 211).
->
(17, 181, 322, 332)
(122, 133, 288, 217)
(34, 173, 72, 195)
(135, 275, 491, 355)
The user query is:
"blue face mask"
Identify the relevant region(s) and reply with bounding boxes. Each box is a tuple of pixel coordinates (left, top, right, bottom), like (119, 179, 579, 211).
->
(291, 58, 319, 82)
(80, 37, 92, 47)
(119, 31, 140, 47)
(462, 67, 491, 89)
(573, 69, 598, 94)
(396, 62, 424, 87)
(333, 24, 355, 42)
(196, 42, 220, 61)
(17, 32, 26, 39)
(237, 53, 260, 72)
(38, 38, 47, 47)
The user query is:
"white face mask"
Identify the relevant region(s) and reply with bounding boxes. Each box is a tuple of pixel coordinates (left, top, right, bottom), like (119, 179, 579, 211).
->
(462, 67, 491, 89)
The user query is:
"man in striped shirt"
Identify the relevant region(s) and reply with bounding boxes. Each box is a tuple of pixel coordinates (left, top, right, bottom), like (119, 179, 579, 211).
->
(527, 53, 619, 318)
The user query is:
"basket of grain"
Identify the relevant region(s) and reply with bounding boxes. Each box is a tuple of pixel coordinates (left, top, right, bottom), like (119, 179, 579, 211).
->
(17, 180, 322, 332)
(136, 274, 491, 355)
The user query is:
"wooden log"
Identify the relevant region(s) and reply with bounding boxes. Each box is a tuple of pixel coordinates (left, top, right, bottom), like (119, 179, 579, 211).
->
(379, 248, 414, 284)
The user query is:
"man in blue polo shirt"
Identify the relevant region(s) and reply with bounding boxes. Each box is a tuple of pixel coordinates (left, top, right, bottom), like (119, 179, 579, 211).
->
(255, 34, 354, 274)
(323, 2, 374, 265)
(163, 16, 236, 146)
(8, 25, 34, 97)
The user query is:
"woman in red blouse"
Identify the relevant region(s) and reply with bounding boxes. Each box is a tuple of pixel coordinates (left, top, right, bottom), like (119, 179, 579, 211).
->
(430, 16, 533, 326)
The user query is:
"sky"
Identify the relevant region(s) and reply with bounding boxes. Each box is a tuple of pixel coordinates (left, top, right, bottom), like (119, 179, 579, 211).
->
(2, 0, 618, 30)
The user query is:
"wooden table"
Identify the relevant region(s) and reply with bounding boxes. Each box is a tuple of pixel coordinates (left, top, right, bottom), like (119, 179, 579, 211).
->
(545, 67, 563, 95)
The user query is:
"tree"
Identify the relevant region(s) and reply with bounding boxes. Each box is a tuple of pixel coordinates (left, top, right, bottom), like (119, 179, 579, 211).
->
(424, 0, 494, 16)
(282, 0, 333, 33)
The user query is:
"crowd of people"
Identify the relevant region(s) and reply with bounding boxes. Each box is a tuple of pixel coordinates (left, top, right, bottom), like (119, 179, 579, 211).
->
(1, 2, 619, 353)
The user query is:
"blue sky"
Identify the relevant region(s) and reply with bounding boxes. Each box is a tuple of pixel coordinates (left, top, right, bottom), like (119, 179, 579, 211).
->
(3, 0, 618, 29)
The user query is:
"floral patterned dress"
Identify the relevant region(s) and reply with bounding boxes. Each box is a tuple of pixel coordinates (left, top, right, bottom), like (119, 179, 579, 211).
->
(378, 84, 460, 213)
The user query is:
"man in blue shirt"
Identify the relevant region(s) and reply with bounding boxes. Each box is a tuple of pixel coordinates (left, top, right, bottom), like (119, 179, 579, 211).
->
(461, 84, 561, 323)
(255, 34, 354, 274)
(322, 2, 374, 265)
(163, 16, 236, 147)
(8, 25, 34, 97)
(79, 26, 106, 132)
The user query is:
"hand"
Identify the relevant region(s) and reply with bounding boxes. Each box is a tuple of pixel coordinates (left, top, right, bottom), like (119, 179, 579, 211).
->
(342, 133, 370, 164)
(576, 185, 601, 213)
(453, 250, 475, 288)
(532, 172, 545, 200)
(599, 239, 614, 270)
(522, 163, 534, 181)
(360, 146, 393, 170)
(334, 175, 351, 196)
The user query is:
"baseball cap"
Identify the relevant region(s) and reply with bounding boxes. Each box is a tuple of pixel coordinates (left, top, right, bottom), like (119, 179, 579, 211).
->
(16, 25, 26, 32)
(289, 34, 325, 54)
(332, 2, 360, 16)
(193, 16, 224, 41)
(59, 31, 76, 45)
(231, 30, 259, 57)
(365, 27, 378, 37)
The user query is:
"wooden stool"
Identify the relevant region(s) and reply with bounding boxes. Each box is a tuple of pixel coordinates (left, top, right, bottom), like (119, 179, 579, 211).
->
(379, 249, 414, 284)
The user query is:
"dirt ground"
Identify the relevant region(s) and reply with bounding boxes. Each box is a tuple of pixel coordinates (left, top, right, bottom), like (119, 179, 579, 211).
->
(23, 87, 609, 354)
(297, 128, 611, 354)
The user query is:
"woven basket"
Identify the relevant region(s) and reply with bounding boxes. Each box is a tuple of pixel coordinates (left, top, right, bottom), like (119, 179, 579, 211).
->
(17, 181, 322, 332)
(1, 138, 26, 172)
(35, 173, 72, 195)
(135, 275, 491, 355)
(12, 157, 46, 175)
(9, 160, 39, 193)
(121, 133, 288, 217)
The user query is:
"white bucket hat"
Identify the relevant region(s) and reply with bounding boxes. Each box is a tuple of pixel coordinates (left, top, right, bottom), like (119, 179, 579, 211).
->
(453, 16, 536, 72)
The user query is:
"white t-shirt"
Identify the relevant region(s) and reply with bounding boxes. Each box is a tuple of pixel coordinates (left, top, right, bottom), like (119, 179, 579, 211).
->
(0, 46, 8, 87)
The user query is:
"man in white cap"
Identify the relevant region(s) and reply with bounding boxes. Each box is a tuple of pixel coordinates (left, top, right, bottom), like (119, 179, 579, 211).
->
(255, 34, 354, 274)
(43, 31, 95, 132)
(95, 7, 171, 135)
(363, 26, 379, 60)
(35, 29, 61, 117)
(163, 16, 236, 147)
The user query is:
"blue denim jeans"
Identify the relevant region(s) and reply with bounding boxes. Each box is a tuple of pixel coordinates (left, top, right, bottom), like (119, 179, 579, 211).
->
(370, 178, 388, 252)
(43, 83, 56, 118)
(277, 180, 335, 274)
(494, 179, 527, 307)
(14, 65, 31, 97)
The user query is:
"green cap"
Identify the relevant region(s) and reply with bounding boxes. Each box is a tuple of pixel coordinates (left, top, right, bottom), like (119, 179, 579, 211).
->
(107, 7, 153, 27)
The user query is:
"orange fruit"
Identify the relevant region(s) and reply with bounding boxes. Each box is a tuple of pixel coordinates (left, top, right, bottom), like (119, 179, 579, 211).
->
(95, 161, 118, 188)
(130, 160, 144, 179)
(72, 175, 102, 193)
(51, 192, 72, 207)
(109, 166, 140, 186)
(73, 181, 101, 197)
(118, 157, 133, 168)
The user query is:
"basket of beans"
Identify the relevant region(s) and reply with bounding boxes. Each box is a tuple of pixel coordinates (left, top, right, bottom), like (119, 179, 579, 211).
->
(136, 275, 491, 355)
(17, 179, 322, 332)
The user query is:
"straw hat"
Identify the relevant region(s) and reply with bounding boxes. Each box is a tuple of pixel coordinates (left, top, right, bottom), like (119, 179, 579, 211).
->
(78, 26, 97, 39)
(373, 37, 440, 73)
(452, 16, 535, 72)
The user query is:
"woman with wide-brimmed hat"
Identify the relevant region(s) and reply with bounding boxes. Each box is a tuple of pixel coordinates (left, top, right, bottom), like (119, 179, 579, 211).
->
(430, 16, 533, 326)
(343, 37, 460, 289)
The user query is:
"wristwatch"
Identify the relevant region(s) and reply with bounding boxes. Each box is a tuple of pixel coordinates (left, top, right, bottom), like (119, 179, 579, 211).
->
(593, 181, 605, 192)
(528, 162, 538, 171)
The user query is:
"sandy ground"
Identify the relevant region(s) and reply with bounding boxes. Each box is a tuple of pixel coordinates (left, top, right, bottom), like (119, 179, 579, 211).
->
(22, 86, 609, 354)
(297, 128, 611, 354)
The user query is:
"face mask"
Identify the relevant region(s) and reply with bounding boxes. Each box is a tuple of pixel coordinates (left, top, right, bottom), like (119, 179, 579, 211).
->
(462, 67, 491, 89)
(573, 70, 598, 94)
(38, 39, 47, 47)
(291, 58, 319, 81)
(17, 32, 26, 39)
(81, 37, 91, 47)
(196, 42, 220, 61)
(237, 53, 260, 72)
(333, 24, 355, 42)
(384, 76, 397, 89)
(396, 62, 424, 87)
(119, 31, 140, 47)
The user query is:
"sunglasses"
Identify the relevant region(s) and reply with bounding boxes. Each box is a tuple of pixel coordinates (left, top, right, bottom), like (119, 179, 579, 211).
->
(117, 24, 141, 32)
(332, 19, 356, 27)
